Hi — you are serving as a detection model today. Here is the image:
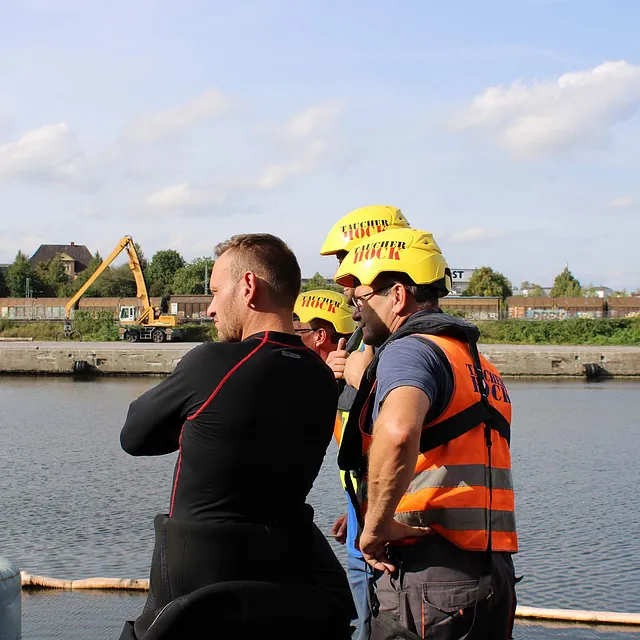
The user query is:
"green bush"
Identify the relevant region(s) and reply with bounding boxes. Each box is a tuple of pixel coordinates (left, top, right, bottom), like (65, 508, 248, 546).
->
(0, 320, 62, 340)
(0, 319, 15, 332)
(72, 311, 119, 341)
(0, 317, 219, 342)
(178, 322, 218, 342)
(476, 317, 640, 345)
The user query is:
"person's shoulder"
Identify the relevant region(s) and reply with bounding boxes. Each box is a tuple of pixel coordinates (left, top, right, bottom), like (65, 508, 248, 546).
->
(378, 335, 447, 373)
(380, 334, 438, 358)
(176, 340, 254, 367)
(299, 348, 338, 379)
(296, 349, 339, 392)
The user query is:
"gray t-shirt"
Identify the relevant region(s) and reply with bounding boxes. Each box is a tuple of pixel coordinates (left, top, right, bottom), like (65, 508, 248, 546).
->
(372, 336, 454, 423)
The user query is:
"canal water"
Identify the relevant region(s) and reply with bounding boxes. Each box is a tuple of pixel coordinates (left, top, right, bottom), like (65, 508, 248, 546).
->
(1, 376, 639, 639)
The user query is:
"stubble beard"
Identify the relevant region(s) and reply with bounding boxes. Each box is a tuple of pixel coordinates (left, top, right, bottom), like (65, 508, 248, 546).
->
(216, 290, 244, 343)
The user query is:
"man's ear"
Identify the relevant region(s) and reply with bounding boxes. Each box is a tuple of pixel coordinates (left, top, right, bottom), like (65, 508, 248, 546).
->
(242, 271, 258, 307)
(314, 327, 328, 348)
(391, 283, 409, 314)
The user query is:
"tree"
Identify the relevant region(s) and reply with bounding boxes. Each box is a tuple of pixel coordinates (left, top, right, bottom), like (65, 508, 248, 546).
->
(7, 251, 37, 297)
(583, 283, 598, 298)
(171, 257, 214, 295)
(0, 269, 8, 297)
(520, 281, 545, 297)
(301, 272, 342, 294)
(99, 264, 137, 297)
(530, 285, 546, 297)
(463, 267, 512, 300)
(34, 256, 70, 297)
(147, 250, 186, 296)
(133, 242, 148, 272)
(550, 266, 582, 297)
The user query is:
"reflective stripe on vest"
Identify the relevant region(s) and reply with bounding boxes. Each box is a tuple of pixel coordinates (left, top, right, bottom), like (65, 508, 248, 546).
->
(337, 409, 363, 495)
(335, 410, 349, 490)
(358, 334, 518, 553)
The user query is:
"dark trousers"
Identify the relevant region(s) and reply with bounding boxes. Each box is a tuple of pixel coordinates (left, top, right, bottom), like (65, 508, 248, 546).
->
(371, 535, 517, 640)
(120, 512, 355, 639)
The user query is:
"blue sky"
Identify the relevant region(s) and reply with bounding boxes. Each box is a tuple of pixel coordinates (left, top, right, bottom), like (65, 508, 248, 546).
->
(1, 0, 639, 290)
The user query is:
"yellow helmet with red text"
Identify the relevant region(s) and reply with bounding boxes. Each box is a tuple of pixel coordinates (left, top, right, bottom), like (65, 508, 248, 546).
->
(320, 205, 410, 256)
(334, 228, 452, 297)
(293, 289, 356, 335)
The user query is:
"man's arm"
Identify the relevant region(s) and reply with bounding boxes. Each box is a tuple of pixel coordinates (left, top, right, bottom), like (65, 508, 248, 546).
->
(120, 347, 203, 456)
(344, 345, 374, 389)
(359, 386, 432, 571)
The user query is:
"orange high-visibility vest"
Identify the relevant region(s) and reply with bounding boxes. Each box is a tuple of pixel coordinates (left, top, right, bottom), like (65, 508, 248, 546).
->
(357, 334, 518, 553)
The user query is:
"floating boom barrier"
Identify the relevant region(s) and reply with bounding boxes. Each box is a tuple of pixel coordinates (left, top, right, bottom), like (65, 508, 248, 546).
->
(21, 572, 149, 591)
(20, 572, 640, 627)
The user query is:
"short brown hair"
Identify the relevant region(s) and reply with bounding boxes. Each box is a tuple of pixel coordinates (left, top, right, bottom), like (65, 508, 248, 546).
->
(372, 272, 448, 302)
(215, 233, 301, 307)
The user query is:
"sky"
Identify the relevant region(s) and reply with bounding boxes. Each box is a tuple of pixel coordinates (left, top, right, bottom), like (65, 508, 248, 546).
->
(1, 0, 639, 290)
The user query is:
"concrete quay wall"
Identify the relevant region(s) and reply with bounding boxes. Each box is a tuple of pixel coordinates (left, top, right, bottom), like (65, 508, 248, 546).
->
(478, 344, 640, 377)
(1, 342, 640, 377)
(0, 342, 194, 376)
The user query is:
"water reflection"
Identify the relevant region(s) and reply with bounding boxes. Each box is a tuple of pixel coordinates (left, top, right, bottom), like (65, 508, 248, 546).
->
(2, 376, 639, 639)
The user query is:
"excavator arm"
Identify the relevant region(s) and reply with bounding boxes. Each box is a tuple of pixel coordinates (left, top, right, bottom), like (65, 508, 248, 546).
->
(64, 236, 150, 321)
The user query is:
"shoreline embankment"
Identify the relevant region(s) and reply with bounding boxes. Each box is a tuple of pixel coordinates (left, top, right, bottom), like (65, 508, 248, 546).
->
(1, 342, 640, 377)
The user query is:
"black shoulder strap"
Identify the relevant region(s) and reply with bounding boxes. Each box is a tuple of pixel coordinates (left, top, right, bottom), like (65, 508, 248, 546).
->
(419, 401, 510, 452)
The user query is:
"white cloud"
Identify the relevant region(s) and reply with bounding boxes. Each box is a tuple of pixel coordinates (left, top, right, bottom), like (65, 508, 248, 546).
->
(256, 140, 329, 189)
(446, 227, 507, 244)
(277, 101, 343, 141)
(122, 89, 233, 144)
(147, 100, 346, 206)
(256, 101, 344, 189)
(0, 95, 345, 220)
(147, 183, 226, 209)
(0, 123, 81, 181)
(451, 60, 640, 158)
(610, 196, 634, 210)
(0, 89, 234, 187)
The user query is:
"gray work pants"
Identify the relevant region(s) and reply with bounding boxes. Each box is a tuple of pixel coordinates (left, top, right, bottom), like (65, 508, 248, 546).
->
(370, 535, 517, 640)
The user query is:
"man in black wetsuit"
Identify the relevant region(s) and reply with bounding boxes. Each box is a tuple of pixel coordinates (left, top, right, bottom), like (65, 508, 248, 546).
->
(119, 234, 354, 639)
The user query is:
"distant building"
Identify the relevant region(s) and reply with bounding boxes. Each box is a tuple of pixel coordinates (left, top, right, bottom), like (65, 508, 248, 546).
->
(30, 242, 93, 279)
(519, 287, 551, 297)
(449, 269, 477, 295)
(588, 286, 614, 299)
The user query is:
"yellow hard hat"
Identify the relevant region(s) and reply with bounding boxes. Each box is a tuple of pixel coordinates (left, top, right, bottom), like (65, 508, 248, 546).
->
(294, 289, 357, 335)
(320, 205, 411, 256)
(334, 228, 452, 297)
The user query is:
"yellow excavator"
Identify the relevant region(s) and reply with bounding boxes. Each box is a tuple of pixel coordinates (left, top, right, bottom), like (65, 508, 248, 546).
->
(56, 236, 182, 343)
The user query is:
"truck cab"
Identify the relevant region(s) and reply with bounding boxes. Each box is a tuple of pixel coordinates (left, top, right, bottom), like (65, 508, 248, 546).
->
(119, 306, 139, 323)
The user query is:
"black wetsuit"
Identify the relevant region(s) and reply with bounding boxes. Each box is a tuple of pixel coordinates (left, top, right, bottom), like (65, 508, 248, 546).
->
(119, 331, 355, 639)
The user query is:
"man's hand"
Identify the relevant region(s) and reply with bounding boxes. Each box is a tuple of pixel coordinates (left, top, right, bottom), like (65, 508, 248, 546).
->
(326, 338, 349, 380)
(330, 513, 348, 545)
(344, 345, 374, 390)
(359, 520, 432, 573)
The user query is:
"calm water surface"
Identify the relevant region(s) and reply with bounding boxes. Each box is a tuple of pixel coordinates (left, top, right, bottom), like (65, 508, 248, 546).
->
(1, 376, 639, 639)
